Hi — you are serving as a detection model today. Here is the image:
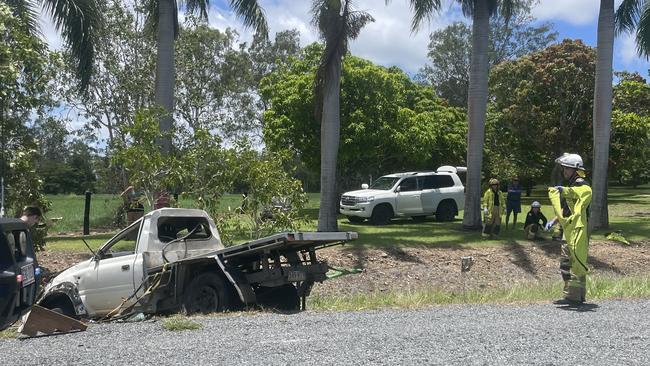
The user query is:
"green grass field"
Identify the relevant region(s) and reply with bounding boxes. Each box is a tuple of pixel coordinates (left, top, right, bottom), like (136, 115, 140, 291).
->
(44, 185, 649, 252)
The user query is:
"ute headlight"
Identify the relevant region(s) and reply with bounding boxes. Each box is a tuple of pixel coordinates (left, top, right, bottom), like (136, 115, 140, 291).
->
(357, 196, 374, 203)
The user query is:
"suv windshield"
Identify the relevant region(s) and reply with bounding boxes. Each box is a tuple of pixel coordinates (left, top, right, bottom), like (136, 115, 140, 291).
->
(370, 177, 400, 190)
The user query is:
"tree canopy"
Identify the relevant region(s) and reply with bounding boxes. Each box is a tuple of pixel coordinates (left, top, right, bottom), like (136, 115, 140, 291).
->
(261, 43, 467, 190)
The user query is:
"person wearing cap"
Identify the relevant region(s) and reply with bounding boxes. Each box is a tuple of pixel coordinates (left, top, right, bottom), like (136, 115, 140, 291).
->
(20, 206, 43, 227)
(505, 176, 523, 230)
(481, 178, 505, 238)
(523, 201, 547, 240)
(548, 153, 592, 305)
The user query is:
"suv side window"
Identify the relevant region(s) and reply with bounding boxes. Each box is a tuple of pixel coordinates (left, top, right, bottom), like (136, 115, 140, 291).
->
(398, 177, 419, 192)
(421, 175, 455, 189)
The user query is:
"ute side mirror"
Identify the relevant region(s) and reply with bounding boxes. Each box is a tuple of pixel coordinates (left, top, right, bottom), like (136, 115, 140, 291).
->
(361, 183, 369, 189)
(395, 186, 401, 193)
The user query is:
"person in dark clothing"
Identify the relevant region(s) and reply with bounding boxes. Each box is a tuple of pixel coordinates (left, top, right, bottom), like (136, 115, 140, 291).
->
(524, 201, 547, 240)
(505, 176, 523, 229)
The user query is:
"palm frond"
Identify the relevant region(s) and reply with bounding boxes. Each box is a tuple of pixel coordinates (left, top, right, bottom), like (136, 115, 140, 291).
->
(459, 0, 473, 17)
(636, 0, 650, 58)
(615, 0, 642, 35)
(5, 0, 41, 36)
(311, 0, 373, 123)
(347, 10, 374, 39)
(229, 0, 269, 39)
(408, 0, 442, 32)
(185, 0, 209, 20)
(41, 0, 103, 90)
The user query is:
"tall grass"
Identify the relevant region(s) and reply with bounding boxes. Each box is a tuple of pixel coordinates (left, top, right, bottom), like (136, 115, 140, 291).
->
(308, 275, 650, 311)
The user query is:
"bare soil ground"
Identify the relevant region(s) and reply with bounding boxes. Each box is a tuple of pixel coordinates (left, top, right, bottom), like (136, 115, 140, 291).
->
(38, 240, 650, 298)
(311, 240, 650, 297)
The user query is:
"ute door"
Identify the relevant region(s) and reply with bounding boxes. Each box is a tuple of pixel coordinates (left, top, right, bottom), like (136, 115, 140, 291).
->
(395, 177, 423, 215)
(78, 220, 142, 316)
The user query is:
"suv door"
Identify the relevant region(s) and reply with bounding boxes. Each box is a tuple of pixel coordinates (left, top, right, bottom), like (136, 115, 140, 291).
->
(420, 175, 440, 214)
(78, 221, 142, 316)
(395, 177, 424, 215)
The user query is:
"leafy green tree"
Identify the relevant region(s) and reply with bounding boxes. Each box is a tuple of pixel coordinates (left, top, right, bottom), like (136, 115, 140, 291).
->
(262, 44, 467, 190)
(405, 0, 524, 230)
(311, 0, 374, 231)
(56, 0, 156, 148)
(4, 0, 102, 89)
(590, 0, 650, 228)
(487, 40, 596, 184)
(609, 111, 650, 187)
(614, 72, 650, 116)
(0, 4, 51, 242)
(418, 1, 557, 107)
(147, 0, 268, 155)
(113, 109, 181, 207)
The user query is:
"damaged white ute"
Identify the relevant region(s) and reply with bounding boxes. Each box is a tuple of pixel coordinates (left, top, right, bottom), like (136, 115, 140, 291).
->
(39, 208, 357, 319)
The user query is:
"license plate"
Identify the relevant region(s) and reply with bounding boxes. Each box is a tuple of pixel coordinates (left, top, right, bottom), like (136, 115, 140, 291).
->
(21, 264, 35, 287)
(287, 270, 306, 282)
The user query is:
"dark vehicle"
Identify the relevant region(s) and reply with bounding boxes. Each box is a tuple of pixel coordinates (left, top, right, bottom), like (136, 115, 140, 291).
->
(0, 219, 40, 331)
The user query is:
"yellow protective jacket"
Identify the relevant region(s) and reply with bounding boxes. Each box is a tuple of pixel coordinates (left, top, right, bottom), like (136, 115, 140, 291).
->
(481, 188, 505, 221)
(548, 176, 592, 276)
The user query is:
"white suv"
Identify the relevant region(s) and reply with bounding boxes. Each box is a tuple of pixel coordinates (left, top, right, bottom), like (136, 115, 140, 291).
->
(340, 166, 466, 225)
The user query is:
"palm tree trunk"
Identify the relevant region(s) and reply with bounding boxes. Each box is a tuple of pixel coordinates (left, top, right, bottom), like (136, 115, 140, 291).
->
(462, 0, 490, 230)
(317, 60, 342, 232)
(590, 0, 614, 230)
(155, 0, 175, 156)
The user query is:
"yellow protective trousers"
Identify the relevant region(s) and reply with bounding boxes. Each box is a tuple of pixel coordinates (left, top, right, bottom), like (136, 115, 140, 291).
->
(548, 184, 592, 300)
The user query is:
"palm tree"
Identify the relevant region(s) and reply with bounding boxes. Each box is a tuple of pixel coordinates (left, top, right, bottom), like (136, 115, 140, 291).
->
(590, 0, 615, 230)
(590, 0, 650, 229)
(311, 0, 374, 231)
(5, 0, 103, 89)
(403, 0, 521, 230)
(147, 0, 269, 155)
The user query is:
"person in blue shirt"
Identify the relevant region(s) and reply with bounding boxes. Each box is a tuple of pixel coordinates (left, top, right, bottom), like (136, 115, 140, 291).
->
(505, 176, 523, 229)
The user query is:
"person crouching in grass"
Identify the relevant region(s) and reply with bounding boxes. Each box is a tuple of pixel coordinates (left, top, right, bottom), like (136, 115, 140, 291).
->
(523, 201, 547, 240)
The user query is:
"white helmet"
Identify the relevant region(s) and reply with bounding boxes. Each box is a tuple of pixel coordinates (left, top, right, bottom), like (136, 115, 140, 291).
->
(531, 201, 541, 208)
(555, 153, 585, 171)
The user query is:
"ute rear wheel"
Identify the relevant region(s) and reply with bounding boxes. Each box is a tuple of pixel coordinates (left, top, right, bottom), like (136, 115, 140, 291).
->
(182, 273, 229, 314)
(371, 205, 393, 225)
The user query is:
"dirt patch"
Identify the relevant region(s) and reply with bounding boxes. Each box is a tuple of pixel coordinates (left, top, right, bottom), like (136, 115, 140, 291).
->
(36, 240, 650, 298)
(312, 240, 650, 297)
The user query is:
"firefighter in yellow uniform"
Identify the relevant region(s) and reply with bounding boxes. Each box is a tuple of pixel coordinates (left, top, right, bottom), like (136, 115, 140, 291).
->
(482, 178, 505, 238)
(548, 153, 592, 304)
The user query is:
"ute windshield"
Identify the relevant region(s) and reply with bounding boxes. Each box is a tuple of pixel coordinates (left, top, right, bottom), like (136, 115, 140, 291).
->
(369, 177, 400, 190)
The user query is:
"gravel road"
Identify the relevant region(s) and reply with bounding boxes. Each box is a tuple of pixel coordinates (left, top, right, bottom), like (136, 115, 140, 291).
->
(2, 300, 649, 365)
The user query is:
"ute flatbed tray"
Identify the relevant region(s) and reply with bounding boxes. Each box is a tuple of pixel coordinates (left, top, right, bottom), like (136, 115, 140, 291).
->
(146, 232, 358, 273)
(216, 232, 358, 259)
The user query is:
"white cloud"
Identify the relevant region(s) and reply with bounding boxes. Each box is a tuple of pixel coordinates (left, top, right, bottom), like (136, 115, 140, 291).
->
(615, 32, 650, 73)
(531, 0, 600, 25)
(207, 0, 464, 74)
(531, 0, 624, 26)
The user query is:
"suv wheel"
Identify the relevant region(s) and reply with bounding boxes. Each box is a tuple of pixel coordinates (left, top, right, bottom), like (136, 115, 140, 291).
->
(371, 205, 393, 225)
(435, 200, 456, 222)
